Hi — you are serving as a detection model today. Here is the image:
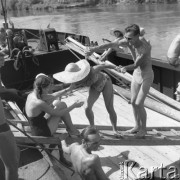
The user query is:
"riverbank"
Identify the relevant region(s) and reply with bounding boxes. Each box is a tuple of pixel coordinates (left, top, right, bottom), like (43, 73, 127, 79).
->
(4, 0, 179, 11)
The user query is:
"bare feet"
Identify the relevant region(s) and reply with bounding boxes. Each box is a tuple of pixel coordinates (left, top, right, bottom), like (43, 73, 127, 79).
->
(114, 131, 123, 138)
(125, 127, 139, 134)
(135, 130, 147, 138)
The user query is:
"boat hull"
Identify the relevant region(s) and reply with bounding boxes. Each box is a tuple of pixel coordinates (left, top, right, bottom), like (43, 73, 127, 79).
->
(1, 49, 83, 90)
(0, 147, 65, 180)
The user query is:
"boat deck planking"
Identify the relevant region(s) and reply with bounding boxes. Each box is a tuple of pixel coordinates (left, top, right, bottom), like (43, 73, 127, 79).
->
(60, 89, 180, 180)
(4, 88, 180, 179)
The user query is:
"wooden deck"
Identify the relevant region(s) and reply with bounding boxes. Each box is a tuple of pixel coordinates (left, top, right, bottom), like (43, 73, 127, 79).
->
(6, 88, 180, 180)
(59, 88, 180, 180)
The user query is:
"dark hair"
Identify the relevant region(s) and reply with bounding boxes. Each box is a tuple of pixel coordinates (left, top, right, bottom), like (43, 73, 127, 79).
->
(0, 27, 5, 33)
(81, 126, 99, 142)
(114, 30, 123, 38)
(125, 24, 140, 36)
(33, 76, 51, 98)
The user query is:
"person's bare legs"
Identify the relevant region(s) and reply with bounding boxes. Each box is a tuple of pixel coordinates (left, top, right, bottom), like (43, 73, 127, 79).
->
(47, 102, 73, 167)
(48, 100, 79, 135)
(0, 130, 19, 180)
(102, 79, 119, 136)
(135, 77, 153, 137)
(126, 79, 141, 134)
(85, 87, 100, 126)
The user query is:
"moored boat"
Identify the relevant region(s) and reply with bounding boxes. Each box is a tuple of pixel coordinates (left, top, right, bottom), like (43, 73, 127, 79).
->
(1, 3, 180, 177)
(2, 31, 180, 179)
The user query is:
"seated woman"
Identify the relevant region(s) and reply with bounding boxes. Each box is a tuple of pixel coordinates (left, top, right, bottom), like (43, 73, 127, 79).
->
(53, 59, 121, 137)
(25, 75, 84, 165)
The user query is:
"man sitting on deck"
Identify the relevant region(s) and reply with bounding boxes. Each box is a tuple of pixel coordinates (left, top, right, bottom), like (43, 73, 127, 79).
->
(167, 34, 180, 67)
(61, 126, 109, 180)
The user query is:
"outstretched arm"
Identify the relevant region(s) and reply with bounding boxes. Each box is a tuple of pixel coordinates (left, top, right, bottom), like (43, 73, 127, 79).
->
(85, 38, 128, 56)
(40, 99, 84, 117)
(93, 155, 109, 180)
(99, 48, 113, 62)
(120, 52, 146, 73)
(41, 84, 75, 104)
(93, 61, 117, 73)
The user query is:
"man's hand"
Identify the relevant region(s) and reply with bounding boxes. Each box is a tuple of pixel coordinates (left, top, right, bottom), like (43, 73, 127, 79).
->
(58, 133, 69, 141)
(69, 83, 76, 91)
(115, 66, 126, 73)
(74, 100, 84, 108)
(84, 47, 93, 57)
(120, 67, 127, 73)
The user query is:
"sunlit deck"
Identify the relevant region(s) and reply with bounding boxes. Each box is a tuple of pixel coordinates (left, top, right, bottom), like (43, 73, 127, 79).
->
(6, 87, 180, 180)
(60, 88, 180, 180)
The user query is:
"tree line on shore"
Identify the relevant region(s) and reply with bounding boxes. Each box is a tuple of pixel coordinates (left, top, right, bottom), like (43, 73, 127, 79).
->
(2, 0, 179, 11)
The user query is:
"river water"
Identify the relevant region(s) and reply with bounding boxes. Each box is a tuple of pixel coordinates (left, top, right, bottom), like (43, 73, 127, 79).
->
(1, 3, 180, 60)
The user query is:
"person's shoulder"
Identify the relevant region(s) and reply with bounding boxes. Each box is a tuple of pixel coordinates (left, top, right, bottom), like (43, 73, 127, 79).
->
(27, 93, 43, 105)
(70, 142, 79, 149)
(87, 154, 99, 165)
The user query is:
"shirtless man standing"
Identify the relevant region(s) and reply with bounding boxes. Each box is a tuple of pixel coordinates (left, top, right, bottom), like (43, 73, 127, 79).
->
(0, 52, 19, 180)
(61, 126, 109, 180)
(167, 34, 180, 67)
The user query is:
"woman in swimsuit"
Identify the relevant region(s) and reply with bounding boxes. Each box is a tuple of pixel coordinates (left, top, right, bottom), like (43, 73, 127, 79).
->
(85, 24, 154, 137)
(25, 75, 84, 165)
(53, 59, 121, 137)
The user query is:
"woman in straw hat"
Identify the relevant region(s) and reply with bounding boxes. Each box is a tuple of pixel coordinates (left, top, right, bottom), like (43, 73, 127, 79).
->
(53, 59, 122, 137)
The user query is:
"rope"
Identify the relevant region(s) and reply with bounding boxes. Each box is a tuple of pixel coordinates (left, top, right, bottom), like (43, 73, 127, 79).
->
(36, 163, 50, 180)
(7, 120, 75, 175)
(23, 29, 40, 39)
(64, 39, 81, 60)
(17, 144, 59, 150)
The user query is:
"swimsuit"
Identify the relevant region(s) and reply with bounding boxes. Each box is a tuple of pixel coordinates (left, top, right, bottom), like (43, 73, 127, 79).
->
(132, 41, 154, 86)
(0, 123, 10, 133)
(27, 111, 51, 137)
(83, 69, 110, 92)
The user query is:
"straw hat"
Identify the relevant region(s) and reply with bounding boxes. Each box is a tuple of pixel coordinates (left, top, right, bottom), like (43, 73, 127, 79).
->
(110, 28, 123, 37)
(53, 59, 90, 83)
